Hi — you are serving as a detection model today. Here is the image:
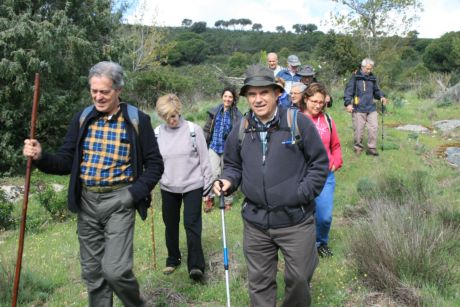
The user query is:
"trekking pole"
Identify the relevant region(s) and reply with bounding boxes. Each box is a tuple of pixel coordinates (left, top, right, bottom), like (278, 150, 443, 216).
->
(149, 188, 156, 269)
(218, 181, 231, 307)
(381, 100, 385, 152)
(12, 73, 40, 307)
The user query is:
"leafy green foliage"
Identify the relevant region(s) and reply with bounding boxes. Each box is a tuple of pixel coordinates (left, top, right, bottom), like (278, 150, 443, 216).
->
(0, 0, 123, 175)
(423, 31, 460, 73)
(36, 183, 69, 222)
(0, 190, 15, 230)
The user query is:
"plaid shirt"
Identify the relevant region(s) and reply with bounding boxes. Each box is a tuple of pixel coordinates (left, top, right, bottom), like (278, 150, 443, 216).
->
(209, 108, 231, 155)
(80, 112, 134, 186)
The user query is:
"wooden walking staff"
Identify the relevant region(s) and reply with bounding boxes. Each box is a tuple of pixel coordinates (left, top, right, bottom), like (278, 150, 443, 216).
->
(149, 188, 157, 269)
(11, 73, 40, 307)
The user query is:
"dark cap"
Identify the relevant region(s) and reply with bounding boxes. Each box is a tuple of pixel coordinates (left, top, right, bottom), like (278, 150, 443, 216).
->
(298, 64, 316, 77)
(239, 65, 284, 96)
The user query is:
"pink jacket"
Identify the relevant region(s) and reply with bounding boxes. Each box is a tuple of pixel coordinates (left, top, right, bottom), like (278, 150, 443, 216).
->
(304, 112, 343, 171)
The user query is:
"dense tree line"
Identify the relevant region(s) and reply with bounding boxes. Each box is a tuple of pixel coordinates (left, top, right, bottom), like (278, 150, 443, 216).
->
(1, 0, 459, 175)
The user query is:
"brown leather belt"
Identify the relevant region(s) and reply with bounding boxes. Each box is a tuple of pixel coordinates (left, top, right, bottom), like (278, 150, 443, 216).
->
(82, 183, 130, 193)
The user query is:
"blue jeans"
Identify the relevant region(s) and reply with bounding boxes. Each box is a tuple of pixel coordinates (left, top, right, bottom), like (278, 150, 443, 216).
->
(315, 172, 335, 247)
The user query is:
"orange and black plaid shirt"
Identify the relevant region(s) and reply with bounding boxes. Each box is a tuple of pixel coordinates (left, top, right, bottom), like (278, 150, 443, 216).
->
(80, 112, 133, 186)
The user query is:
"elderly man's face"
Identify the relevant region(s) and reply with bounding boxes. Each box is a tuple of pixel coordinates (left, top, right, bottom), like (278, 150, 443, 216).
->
(362, 64, 373, 75)
(267, 55, 278, 69)
(290, 86, 304, 105)
(245, 86, 279, 123)
(90, 76, 121, 115)
(288, 64, 299, 74)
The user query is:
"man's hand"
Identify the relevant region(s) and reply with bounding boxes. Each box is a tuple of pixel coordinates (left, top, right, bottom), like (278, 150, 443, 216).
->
(212, 179, 231, 196)
(345, 104, 353, 113)
(23, 139, 42, 160)
(381, 97, 388, 105)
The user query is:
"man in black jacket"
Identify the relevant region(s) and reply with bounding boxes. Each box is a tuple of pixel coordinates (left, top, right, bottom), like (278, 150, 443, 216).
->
(23, 61, 164, 307)
(344, 58, 388, 156)
(213, 65, 329, 307)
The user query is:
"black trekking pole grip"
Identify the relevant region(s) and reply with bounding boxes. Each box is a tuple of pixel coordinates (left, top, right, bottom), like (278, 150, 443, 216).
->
(218, 180, 225, 210)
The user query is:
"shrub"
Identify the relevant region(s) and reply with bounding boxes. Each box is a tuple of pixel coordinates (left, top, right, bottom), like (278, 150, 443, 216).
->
(347, 171, 458, 305)
(36, 183, 69, 222)
(0, 190, 15, 230)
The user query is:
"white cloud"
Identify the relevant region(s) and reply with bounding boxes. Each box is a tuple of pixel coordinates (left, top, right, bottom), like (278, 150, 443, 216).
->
(125, 0, 460, 38)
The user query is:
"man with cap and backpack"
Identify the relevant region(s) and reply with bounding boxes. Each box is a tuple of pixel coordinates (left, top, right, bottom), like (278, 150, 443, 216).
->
(298, 64, 333, 108)
(276, 54, 302, 96)
(213, 64, 329, 307)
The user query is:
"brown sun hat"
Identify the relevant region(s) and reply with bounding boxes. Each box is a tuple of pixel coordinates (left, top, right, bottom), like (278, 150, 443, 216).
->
(239, 65, 284, 96)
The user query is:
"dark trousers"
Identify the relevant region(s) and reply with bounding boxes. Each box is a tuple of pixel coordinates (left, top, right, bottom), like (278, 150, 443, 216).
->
(243, 216, 318, 307)
(161, 188, 205, 272)
(78, 186, 144, 307)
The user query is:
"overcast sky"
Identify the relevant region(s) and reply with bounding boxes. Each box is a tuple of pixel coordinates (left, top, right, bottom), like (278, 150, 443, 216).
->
(125, 0, 459, 39)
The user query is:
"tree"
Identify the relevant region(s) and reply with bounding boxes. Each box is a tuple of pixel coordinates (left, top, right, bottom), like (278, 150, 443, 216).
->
(0, 0, 123, 175)
(305, 23, 318, 33)
(215, 20, 225, 28)
(423, 32, 460, 73)
(190, 21, 207, 33)
(182, 19, 192, 27)
(330, 0, 423, 56)
(276, 26, 286, 33)
(252, 23, 263, 31)
(238, 18, 252, 30)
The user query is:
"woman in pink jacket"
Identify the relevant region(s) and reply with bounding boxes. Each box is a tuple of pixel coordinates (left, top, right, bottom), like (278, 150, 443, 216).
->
(300, 83, 343, 257)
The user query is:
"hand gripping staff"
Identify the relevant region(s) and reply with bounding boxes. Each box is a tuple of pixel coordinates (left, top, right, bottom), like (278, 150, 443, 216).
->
(12, 73, 40, 307)
(218, 180, 231, 307)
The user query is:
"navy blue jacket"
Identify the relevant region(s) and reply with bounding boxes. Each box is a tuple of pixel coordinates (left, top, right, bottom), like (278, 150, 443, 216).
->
(34, 103, 164, 220)
(221, 107, 329, 229)
(344, 70, 385, 113)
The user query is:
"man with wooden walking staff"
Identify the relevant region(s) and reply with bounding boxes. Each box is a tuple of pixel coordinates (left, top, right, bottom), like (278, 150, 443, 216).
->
(22, 61, 164, 306)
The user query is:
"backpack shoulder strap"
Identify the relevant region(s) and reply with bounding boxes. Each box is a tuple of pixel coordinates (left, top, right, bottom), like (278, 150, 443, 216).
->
(238, 116, 249, 150)
(126, 104, 140, 135)
(79, 105, 94, 127)
(187, 121, 197, 152)
(286, 108, 301, 145)
(324, 113, 333, 133)
(154, 125, 160, 138)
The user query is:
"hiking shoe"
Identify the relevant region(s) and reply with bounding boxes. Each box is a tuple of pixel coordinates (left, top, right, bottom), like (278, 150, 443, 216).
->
(366, 149, 379, 156)
(163, 265, 178, 275)
(203, 198, 214, 213)
(189, 268, 203, 281)
(317, 245, 333, 258)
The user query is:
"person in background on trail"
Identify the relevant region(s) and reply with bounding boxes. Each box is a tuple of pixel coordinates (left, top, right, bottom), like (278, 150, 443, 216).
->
(290, 82, 307, 109)
(275, 77, 290, 108)
(267, 52, 284, 76)
(298, 64, 333, 108)
(22, 61, 164, 307)
(203, 87, 243, 212)
(213, 64, 329, 307)
(154, 94, 214, 281)
(299, 83, 343, 258)
(344, 58, 388, 156)
(276, 54, 302, 96)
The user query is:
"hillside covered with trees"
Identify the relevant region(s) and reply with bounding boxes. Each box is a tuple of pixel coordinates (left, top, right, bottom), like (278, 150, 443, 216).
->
(1, 0, 459, 176)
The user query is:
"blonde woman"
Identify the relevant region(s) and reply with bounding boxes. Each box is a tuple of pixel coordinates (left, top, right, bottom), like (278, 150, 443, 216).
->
(155, 94, 214, 280)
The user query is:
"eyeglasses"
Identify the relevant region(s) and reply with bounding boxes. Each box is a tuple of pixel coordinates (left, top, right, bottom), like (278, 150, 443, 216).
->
(308, 99, 325, 105)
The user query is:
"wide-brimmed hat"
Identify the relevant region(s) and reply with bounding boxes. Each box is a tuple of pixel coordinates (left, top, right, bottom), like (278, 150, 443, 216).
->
(240, 65, 284, 96)
(287, 55, 301, 66)
(298, 64, 316, 77)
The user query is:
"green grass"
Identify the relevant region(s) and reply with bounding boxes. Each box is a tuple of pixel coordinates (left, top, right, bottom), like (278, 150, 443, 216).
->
(1, 90, 460, 306)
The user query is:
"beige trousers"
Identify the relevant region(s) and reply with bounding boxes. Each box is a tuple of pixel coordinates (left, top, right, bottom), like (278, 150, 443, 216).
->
(352, 111, 378, 150)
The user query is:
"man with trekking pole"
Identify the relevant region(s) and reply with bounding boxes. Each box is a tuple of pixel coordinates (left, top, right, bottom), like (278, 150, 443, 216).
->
(213, 64, 329, 306)
(22, 61, 164, 306)
(344, 58, 388, 156)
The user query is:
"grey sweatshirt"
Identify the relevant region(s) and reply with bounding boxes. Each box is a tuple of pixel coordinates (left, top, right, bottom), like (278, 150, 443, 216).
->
(156, 118, 214, 194)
